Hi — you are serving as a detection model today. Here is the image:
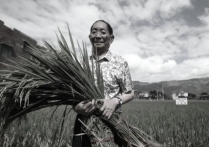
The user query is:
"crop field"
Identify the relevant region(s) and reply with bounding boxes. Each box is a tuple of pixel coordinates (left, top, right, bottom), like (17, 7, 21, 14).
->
(1, 100, 209, 147)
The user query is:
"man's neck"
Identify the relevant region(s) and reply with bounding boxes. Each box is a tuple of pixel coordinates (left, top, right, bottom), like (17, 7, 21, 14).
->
(93, 48, 109, 60)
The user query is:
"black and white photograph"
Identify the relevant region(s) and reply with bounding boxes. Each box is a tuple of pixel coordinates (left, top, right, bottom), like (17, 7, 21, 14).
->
(0, 0, 209, 146)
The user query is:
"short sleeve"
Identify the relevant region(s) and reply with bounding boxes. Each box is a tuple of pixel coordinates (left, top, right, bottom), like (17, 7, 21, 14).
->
(122, 61, 134, 93)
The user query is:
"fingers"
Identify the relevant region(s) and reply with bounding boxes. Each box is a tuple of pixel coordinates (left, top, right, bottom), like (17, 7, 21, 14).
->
(85, 100, 96, 111)
(101, 104, 114, 119)
(86, 105, 97, 115)
(82, 101, 92, 110)
(98, 99, 117, 120)
(107, 110, 114, 119)
(81, 100, 90, 104)
(100, 104, 106, 113)
(99, 99, 106, 113)
(101, 108, 114, 120)
(75, 99, 116, 118)
(83, 99, 99, 115)
(91, 99, 96, 105)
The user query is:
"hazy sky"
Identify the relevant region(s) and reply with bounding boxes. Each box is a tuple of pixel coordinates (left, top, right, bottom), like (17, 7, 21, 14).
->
(1, 0, 209, 83)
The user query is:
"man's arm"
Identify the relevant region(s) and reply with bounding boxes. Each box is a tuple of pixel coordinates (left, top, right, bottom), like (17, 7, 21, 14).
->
(73, 90, 134, 118)
(99, 60, 134, 119)
(99, 90, 134, 119)
(117, 89, 134, 104)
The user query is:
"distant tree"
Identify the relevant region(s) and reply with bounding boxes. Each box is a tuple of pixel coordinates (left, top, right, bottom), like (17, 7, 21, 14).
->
(148, 90, 172, 100)
(149, 90, 157, 99)
(199, 92, 209, 100)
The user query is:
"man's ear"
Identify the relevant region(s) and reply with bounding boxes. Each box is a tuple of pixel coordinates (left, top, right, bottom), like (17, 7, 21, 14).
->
(110, 35, 114, 44)
(89, 34, 93, 43)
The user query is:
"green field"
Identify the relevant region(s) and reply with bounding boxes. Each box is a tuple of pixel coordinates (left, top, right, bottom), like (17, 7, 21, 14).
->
(1, 100, 209, 147)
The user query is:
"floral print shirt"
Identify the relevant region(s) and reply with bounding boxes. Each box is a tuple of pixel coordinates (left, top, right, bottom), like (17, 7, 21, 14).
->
(90, 51, 134, 99)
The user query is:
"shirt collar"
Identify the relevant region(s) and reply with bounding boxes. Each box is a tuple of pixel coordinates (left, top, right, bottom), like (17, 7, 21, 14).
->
(103, 51, 112, 61)
(90, 51, 112, 62)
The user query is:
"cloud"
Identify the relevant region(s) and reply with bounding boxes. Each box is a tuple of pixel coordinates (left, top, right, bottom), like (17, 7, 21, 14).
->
(1, 0, 209, 83)
(159, 0, 192, 18)
(172, 57, 209, 80)
(0, 0, 100, 44)
(123, 54, 209, 83)
(123, 54, 177, 81)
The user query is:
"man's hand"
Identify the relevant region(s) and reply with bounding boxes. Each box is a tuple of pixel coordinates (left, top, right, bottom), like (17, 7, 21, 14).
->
(99, 98, 119, 120)
(73, 99, 97, 116)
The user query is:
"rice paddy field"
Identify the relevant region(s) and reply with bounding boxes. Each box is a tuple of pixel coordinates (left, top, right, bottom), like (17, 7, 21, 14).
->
(1, 100, 209, 147)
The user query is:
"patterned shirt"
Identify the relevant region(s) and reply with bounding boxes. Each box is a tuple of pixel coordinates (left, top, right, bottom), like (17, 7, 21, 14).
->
(72, 51, 134, 146)
(90, 51, 134, 99)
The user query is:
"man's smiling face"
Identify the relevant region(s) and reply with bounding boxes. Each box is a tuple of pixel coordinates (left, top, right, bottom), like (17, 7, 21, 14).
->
(89, 21, 114, 51)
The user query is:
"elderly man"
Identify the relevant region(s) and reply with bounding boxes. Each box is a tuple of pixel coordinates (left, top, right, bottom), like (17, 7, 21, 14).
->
(72, 20, 134, 147)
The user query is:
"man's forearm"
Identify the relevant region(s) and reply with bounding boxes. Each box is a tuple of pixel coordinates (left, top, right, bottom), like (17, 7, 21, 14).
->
(114, 90, 134, 105)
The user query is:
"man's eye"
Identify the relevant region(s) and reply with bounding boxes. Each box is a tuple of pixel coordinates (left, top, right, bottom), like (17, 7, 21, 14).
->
(101, 31, 106, 34)
(91, 31, 96, 34)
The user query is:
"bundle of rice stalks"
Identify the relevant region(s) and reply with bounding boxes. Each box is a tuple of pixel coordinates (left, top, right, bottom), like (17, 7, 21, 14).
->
(0, 27, 162, 147)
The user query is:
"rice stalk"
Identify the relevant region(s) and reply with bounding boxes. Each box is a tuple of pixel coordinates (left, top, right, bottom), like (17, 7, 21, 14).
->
(0, 27, 162, 147)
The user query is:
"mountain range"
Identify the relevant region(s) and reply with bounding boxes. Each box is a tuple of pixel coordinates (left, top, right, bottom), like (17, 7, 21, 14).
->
(133, 77, 209, 96)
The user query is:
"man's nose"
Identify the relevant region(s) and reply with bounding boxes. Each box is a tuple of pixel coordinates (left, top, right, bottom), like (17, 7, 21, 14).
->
(95, 32, 102, 38)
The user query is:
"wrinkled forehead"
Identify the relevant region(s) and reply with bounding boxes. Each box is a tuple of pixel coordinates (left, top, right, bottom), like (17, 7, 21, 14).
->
(91, 21, 109, 31)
